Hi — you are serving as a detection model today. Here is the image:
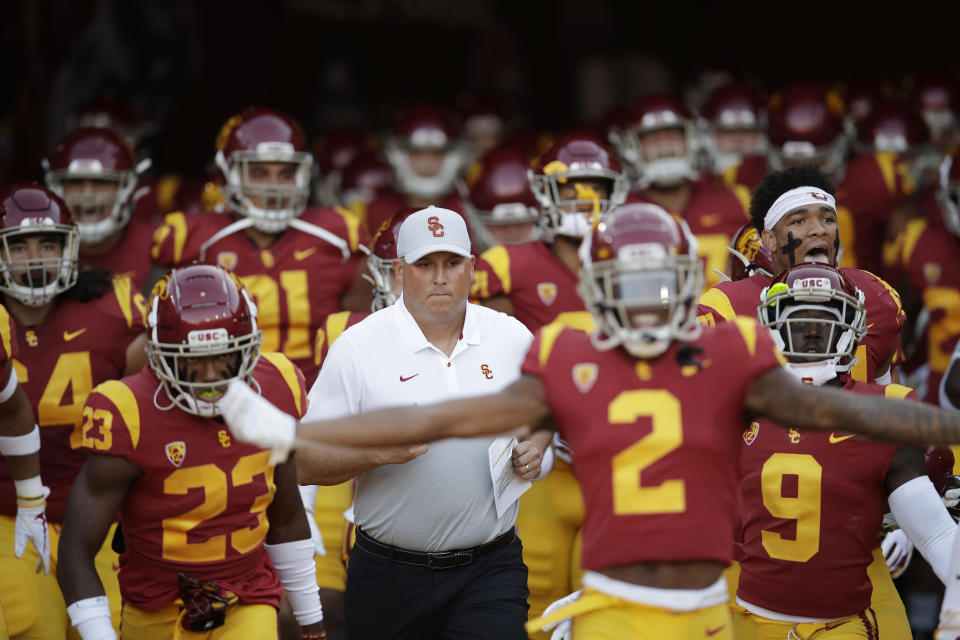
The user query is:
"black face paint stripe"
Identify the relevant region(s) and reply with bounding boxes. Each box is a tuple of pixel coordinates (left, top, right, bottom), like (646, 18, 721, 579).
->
(781, 231, 802, 267)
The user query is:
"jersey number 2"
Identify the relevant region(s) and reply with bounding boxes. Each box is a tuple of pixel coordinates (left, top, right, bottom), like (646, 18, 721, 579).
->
(609, 390, 685, 515)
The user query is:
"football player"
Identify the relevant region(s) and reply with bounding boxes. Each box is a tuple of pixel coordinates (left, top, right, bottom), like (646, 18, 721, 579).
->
(471, 135, 625, 631)
(462, 146, 539, 250)
(697, 81, 767, 180)
(0, 183, 146, 638)
(56, 265, 325, 640)
(890, 148, 960, 406)
(219, 203, 960, 640)
(734, 262, 957, 638)
(698, 165, 904, 385)
(150, 107, 371, 385)
(611, 94, 753, 286)
(44, 127, 155, 292)
(360, 104, 465, 235)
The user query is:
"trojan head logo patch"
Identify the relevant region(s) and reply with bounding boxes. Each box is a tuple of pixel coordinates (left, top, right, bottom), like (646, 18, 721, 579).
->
(217, 251, 238, 271)
(427, 216, 445, 238)
(924, 262, 942, 284)
(165, 441, 186, 467)
(743, 422, 760, 446)
(572, 363, 598, 393)
(537, 282, 558, 306)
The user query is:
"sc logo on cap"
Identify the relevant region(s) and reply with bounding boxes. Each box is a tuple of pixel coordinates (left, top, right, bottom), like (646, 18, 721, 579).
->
(427, 216, 445, 238)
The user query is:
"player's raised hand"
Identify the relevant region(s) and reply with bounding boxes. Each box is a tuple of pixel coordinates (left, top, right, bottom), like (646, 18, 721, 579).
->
(220, 380, 296, 464)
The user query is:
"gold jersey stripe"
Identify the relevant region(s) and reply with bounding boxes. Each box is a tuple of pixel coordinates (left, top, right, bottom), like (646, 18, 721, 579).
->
(899, 218, 929, 269)
(0, 304, 11, 361)
(884, 383, 915, 401)
(155, 212, 188, 265)
(733, 316, 759, 357)
(260, 352, 304, 417)
(111, 276, 134, 328)
(334, 206, 361, 252)
(325, 311, 353, 346)
(479, 245, 512, 295)
(95, 380, 141, 450)
(537, 312, 595, 368)
(700, 287, 737, 322)
(731, 184, 752, 215)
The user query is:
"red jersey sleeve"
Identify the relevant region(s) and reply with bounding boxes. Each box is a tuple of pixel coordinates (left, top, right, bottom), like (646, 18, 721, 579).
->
(150, 211, 207, 267)
(80, 380, 143, 459)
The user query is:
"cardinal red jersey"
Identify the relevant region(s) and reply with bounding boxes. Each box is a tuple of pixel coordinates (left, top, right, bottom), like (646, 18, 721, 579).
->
(627, 178, 751, 287)
(150, 207, 367, 384)
(79, 352, 307, 611)
(0, 304, 16, 364)
(737, 380, 914, 618)
(886, 217, 960, 403)
(522, 317, 785, 570)
(0, 277, 146, 522)
(838, 152, 917, 276)
(721, 154, 769, 192)
(359, 189, 464, 238)
(314, 310, 369, 368)
(79, 215, 157, 292)
(472, 241, 586, 331)
(697, 268, 904, 383)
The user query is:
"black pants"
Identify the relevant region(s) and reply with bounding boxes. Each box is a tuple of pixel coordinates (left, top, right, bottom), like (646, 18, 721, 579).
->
(344, 535, 529, 640)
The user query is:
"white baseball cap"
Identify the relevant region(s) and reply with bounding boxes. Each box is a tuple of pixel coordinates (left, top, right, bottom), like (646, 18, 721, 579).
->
(396, 205, 472, 263)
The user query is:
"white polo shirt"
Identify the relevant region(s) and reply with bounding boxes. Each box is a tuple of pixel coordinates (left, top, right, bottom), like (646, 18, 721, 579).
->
(303, 294, 533, 552)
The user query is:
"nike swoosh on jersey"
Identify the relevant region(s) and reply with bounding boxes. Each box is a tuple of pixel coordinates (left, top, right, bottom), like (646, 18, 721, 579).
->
(399, 374, 420, 382)
(829, 433, 856, 444)
(706, 626, 726, 637)
(63, 328, 87, 341)
(294, 247, 318, 261)
(700, 213, 723, 227)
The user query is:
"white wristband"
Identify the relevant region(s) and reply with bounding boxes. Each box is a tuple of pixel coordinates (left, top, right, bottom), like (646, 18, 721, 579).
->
(0, 366, 17, 403)
(0, 424, 40, 457)
(14, 475, 44, 500)
(266, 538, 324, 626)
(535, 445, 555, 481)
(67, 596, 117, 640)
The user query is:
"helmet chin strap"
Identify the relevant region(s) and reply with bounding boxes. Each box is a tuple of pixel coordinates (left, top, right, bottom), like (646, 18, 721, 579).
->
(783, 359, 839, 387)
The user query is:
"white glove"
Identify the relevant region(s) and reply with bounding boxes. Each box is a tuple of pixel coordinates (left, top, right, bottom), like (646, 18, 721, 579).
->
(937, 611, 960, 640)
(945, 486, 960, 509)
(882, 529, 914, 578)
(15, 487, 51, 574)
(540, 589, 582, 640)
(219, 380, 296, 465)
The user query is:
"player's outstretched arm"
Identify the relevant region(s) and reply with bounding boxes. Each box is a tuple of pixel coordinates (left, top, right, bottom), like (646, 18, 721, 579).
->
(219, 376, 547, 457)
(746, 366, 960, 445)
(297, 375, 547, 447)
(57, 453, 140, 640)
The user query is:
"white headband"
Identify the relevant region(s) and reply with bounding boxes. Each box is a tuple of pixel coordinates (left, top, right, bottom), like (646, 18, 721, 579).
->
(764, 186, 836, 230)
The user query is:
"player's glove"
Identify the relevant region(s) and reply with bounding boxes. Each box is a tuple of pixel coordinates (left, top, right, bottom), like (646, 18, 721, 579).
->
(15, 486, 51, 574)
(936, 610, 960, 640)
(943, 478, 960, 519)
(220, 380, 296, 465)
(541, 590, 582, 640)
(881, 529, 914, 579)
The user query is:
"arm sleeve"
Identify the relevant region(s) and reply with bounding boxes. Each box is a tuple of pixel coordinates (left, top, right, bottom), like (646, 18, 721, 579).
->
(889, 475, 958, 585)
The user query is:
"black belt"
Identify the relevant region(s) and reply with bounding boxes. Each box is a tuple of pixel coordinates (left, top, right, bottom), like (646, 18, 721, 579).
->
(355, 527, 516, 570)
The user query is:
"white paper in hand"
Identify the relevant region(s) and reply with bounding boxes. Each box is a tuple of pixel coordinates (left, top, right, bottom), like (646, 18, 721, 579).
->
(488, 436, 532, 519)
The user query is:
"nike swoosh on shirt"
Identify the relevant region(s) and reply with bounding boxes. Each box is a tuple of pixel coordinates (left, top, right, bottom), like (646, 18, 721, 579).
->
(400, 374, 420, 382)
(63, 328, 87, 341)
(294, 247, 318, 261)
(829, 433, 856, 444)
(706, 626, 726, 637)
